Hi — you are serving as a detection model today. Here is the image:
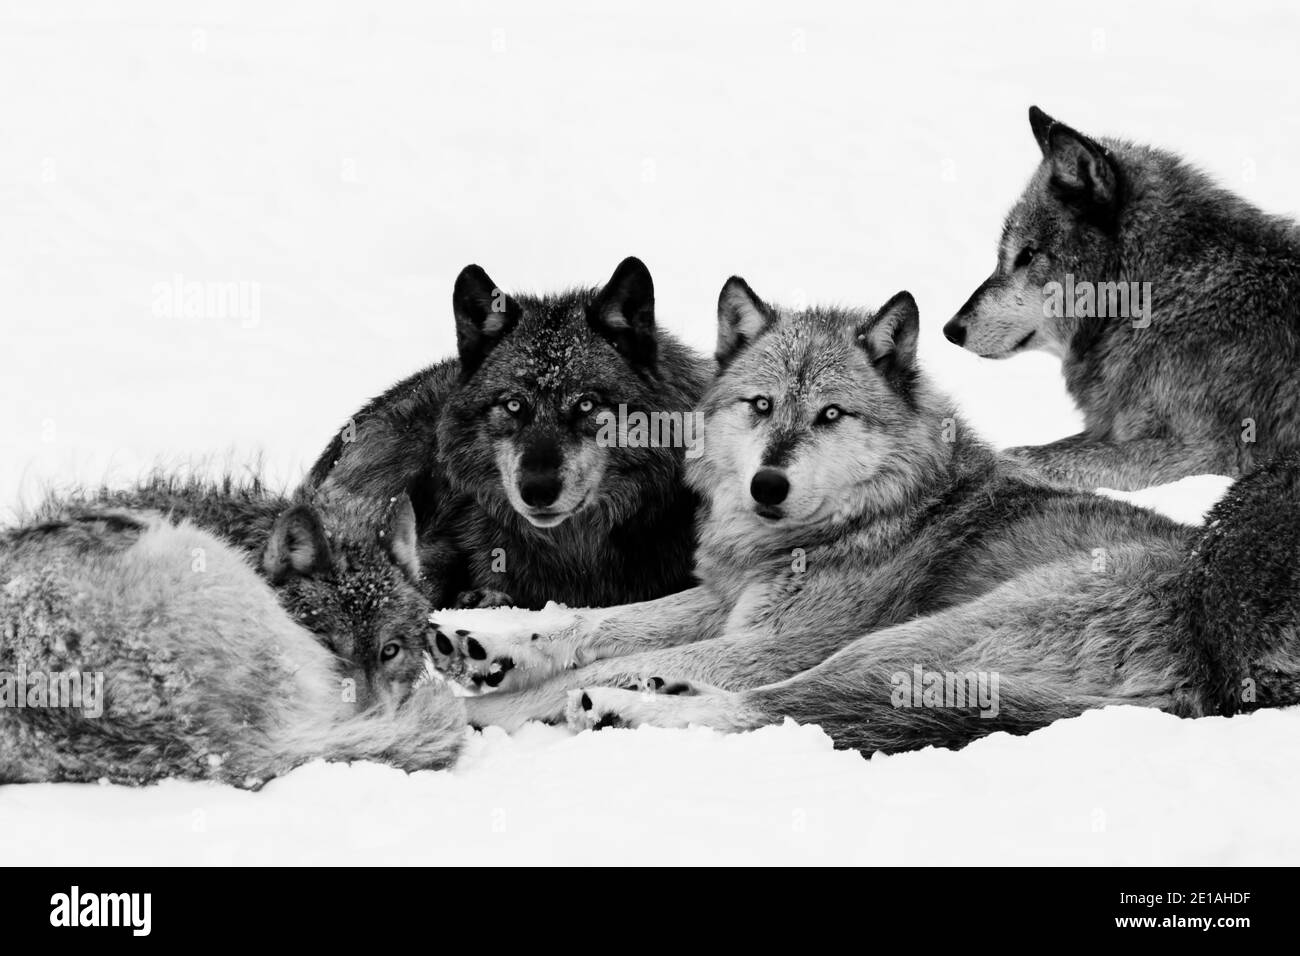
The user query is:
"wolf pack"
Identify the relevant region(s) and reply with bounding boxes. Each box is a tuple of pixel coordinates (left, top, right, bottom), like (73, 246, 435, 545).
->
(5, 107, 1300, 787)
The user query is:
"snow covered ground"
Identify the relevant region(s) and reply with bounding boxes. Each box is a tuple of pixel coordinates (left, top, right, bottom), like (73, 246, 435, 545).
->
(3, 0, 1299, 865)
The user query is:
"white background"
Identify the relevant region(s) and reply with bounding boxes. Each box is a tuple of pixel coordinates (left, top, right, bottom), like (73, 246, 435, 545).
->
(2, 0, 1297, 864)
(6, 0, 1300, 508)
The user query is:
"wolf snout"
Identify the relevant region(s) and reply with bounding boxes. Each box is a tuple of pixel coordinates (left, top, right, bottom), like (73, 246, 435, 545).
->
(942, 317, 966, 347)
(519, 471, 562, 507)
(750, 468, 790, 506)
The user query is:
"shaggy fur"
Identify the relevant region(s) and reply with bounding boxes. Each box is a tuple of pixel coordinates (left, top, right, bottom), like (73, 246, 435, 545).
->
(305, 257, 711, 609)
(944, 106, 1300, 490)
(51, 473, 456, 701)
(0, 509, 464, 787)
(437, 280, 1300, 755)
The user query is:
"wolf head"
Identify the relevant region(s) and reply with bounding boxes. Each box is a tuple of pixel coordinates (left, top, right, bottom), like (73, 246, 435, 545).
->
(261, 491, 437, 708)
(945, 106, 1128, 359)
(690, 278, 953, 541)
(438, 256, 689, 530)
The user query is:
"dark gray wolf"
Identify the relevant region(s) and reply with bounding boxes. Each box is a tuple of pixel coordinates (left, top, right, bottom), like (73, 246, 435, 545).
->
(0, 505, 465, 787)
(944, 105, 1300, 491)
(306, 257, 711, 610)
(435, 279, 1299, 755)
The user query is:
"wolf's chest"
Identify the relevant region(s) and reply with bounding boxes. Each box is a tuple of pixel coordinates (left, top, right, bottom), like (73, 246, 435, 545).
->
(1066, 332, 1169, 431)
(465, 521, 695, 609)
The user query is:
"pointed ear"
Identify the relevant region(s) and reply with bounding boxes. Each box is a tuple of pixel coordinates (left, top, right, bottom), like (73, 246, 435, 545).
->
(589, 256, 656, 368)
(716, 276, 778, 367)
(857, 291, 919, 373)
(453, 264, 521, 378)
(1028, 105, 1118, 211)
(1028, 104, 1056, 153)
(381, 494, 420, 583)
(263, 505, 333, 583)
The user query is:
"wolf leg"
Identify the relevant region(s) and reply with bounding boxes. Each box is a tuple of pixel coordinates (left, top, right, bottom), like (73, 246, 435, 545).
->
(441, 585, 731, 692)
(562, 588, 1168, 752)
(1004, 433, 1235, 491)
(462, 613, 875, 730)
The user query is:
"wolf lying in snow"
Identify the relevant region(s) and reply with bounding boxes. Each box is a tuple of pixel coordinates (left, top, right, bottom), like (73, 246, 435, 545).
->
(79, 474, 474, 694)
(1, 486, 466, 787)
(434, 278, 1300, 754)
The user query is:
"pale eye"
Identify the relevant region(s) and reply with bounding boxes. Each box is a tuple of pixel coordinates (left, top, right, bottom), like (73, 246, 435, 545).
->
(578, 398, 595, 414)
(504, 398, 523, 415)
(818, 405, 843, 425)
(753, 397, 772, 415)
(380, 642, 401, 662)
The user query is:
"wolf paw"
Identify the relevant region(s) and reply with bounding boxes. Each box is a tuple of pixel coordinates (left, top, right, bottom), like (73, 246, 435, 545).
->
(566, 688, 640, 731)
(430, 615, 585, 693)
(426, 621, 468, 684)
(565, 679, 719, 732)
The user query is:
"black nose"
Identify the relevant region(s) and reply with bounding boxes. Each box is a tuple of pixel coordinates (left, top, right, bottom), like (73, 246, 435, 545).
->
(943, 319, 966, 347)
(750, 468, 790, 506)
(519, 472, 562, 508)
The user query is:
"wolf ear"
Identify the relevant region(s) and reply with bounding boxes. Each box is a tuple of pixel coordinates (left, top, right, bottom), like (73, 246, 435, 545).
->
(1028, 104, 1057, 153)
(589, 256, 657, 369)
(263, 505, 333, 583)
(1028, 105, 1118, 212)
(716, 276, 778, 367)
(381, 494, 420, 583)
(857, 291, 919, 373)
(453, 264, 522, 379)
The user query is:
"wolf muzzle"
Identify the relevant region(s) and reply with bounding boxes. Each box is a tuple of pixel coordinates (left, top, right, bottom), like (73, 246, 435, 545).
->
(750, 467, 790, 506)
(942, 316, 967, 346)
(518, 437, 563, 508)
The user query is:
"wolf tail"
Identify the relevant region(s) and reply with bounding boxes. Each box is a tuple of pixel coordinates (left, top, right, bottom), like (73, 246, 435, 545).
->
(1171, 455, 1300, 716)
(279, 684, 467, 777)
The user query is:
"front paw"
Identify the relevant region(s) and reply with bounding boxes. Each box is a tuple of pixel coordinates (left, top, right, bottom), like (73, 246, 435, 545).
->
(566, 687, 645, 731)
(565, 679, 721, 732)
(427, 606, 584, 693)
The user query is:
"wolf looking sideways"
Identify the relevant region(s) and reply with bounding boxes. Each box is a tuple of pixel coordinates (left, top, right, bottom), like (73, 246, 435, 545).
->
(945, 106, 1300, 491)
(441, 279, 1300, 753)
(76, 474, 472, 693)
(0, 502, 464, 787)
(306, 257, 710, 610)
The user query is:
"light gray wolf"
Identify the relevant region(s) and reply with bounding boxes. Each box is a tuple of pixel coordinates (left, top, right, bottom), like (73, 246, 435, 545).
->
(305, 257, 712, 610)
(1, 500, 465, 787)
(435, 278, 1300, 755)
(944, 105, 1300, 491)
(56, 473, 478, 692)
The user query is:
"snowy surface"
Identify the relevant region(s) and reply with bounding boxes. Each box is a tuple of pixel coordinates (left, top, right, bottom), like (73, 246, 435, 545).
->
(8, 707, 1300, 866)
(3, 0, 1299, 864)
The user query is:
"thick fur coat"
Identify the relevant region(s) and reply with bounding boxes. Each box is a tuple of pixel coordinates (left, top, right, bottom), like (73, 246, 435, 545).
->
(436, 280, 1300, 755)
(946, 106, 1300, 490)
(306, 258, 711, 609)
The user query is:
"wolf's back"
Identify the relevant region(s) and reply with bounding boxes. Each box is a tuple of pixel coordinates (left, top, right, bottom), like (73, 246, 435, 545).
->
(45, 471, 287, 556)
(1173, 457, 1300, 715)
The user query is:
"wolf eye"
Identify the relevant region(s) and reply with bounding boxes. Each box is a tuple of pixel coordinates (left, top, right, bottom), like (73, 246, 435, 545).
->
(380, 642, 402, 662)
(577, 398, 595, 414)
(1013, 246, 1036, 270)
(816, 405, 843, 425)
(503, 398, 524, 416)
(750, 396, 772, 416)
